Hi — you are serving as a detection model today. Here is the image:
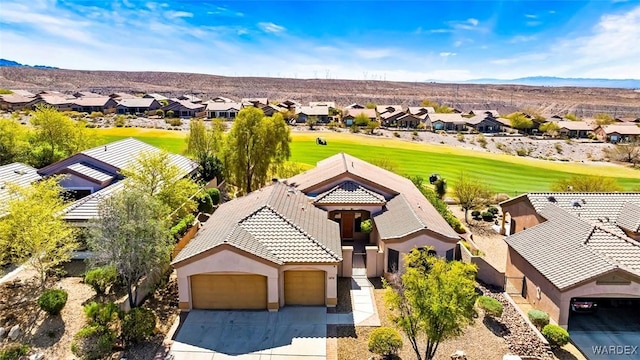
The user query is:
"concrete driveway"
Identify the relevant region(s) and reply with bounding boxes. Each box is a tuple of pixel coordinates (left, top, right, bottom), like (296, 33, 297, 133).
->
(170, 307, 327, 359)
(568, 305, 640, 360)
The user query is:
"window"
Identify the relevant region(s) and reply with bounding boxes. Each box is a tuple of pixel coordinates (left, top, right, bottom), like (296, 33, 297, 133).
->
(388, 249, 399, 273)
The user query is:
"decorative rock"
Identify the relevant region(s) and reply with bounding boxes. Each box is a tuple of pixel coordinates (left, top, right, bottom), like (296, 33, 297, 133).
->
(8, 324, 20, 340)
(29, 353, 44, 360)
(0, 327, 5, 338)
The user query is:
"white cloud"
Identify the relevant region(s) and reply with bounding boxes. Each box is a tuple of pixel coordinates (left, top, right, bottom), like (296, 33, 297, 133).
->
(429, 29, 451, 34)
(454, 40, 463, 47)
(510, 35, 537, 43)
(164, 10, 193, 19)
(525, 14, 537, 19)
(258, 22, 285, 33)
(467, 18, 479, 26)
(355, 48, 393, 59)
(440, 52, 457, 57)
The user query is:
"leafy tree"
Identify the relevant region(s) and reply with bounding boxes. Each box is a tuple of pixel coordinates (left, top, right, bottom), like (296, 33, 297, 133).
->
(0, 178, 78, 286)
(551, 175, 623, 192)
(507, 112, 533, 131)
(223, 107, 291, 194)
(30, 105, 96, 167)
(384, 248, 478, 360)
(420, 99, 453, 113)
(564, 113, 580, 121)
(0, 88, 13, 94)
(269, 161, 307, 179)
(354, 113, 370, 126)
(595, 113, 615, 125)
(453, 172, 492, 224)
(365, 102, 377, 109)
(306, 115, 318, 130)
(521, 107, 546, 123)
(539, 122, 560, 137)
(605, 139, 640, 165)
(121, 151, 200, 218)
(328, 107, 341, 117)
(0, 118, 31, 165)
(433, 178, 447, 199)
(88, 189, 172, 309)
(366, 120, 380, 134)
(186, 119, 225, 181)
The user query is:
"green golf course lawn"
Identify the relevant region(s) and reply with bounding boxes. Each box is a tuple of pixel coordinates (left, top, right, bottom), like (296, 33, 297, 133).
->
(95, 128, 639, 194)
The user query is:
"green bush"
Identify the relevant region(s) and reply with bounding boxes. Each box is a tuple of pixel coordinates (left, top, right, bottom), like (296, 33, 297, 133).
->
(527, 309, 550, 329)
(121, 307, 157, 344)
(487, 206, 499, 215)
(476, 296, 503, 317)
(171, 214, 196, 240)
(85, 266, 117, 295)
(166, 110, 175, 118)
(481, 211, 495, 221)
(349, 124, 360, 133)
(89, 111, 103, 119)
(360, 219, 373, 234)
(197, 193, 214, 213)
(516, 147, 530, 157)
(114, 115, 127, 127)
(166, 118, 182, 126)
(0, 343, 29, 360)
(83, 301, 120, 327)
(457, 132, 465, 142)
(155, 109, 164, 118)
(206, 187, 221, 205)
(542, 324, 570, 347)
(38, 289, 68, 315)
(71, 325, 116, 360)
(477, 134, 487, 148)
(368, 327, 403, 358)
(471, 210, 481, 219)
(393, 132, 400, 138)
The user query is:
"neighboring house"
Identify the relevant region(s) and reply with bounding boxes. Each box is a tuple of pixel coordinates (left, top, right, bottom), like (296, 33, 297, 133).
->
(0, 163, 42, 217)
(72, 97, 118, 113)
(209, 96, 235, 103)
(342, 109, 377, 126)
(178, 94, 202, 103)
(206, 102, 242, 120)
(37, 138, 198, 224)
(172, 153, 460, 311)
(594, 124, 640, 143)
(379, 111, 405, 127)
(0, 94, 33, 111)
(426, 113, 466, 132)
(116, 98, 162, 114)
(144, 93, 169, 101)
(396, 113, 421, 128)
(296, 106, 329, 123)
(36, 95, 75, 111)
(465, 115, 504, 133)
(162, 100, 206, 118)
(500, 192, 640, 328)
(408, 106, 435, 120)
(554, 121, 593, 138)
(260, 104, 282, 117)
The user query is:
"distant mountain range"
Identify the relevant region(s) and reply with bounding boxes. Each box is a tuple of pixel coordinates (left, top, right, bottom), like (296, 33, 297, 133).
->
(0, 58, 58, 70)
(446, 76, 640, 89)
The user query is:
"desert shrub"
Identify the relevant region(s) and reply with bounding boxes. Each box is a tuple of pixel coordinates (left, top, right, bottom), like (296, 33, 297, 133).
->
(83, 302, 120, 327)
(197, 193, 214, 213)
(555, 143, 563, 154)
(368, 327, 403, 358)
(542, 324, 570, 347)
(114, 115, 127, 127)
(166, 118, 182, 126)
(171, 214, 196, 240)
(349, 124, 360, 133)
(496, 142, 505, 150)
(155, 109, 164, 118)
(121, 307, 157, 344)
(166, 110, 175, 118)
(38, 289, 68, 315)
(361, 219, 373, 233)
(206, 188, 221, 205)
(516, 147, 530, 156)
(0, 343, 29, 360)
(481, 211, 495, 221)
(477, 134, 487, 148)
(393, 132, 400, 138)
(477, 296, 503, 317)
(487, 206, 499, 215)
(412, 130, 418, 136)
(457, 132, 465, 142)
(471, 210, 481, 219)
(89, 111, 103, 119)
(84, 266, 117, 295)
(71, 325, 116, 360)
(527, 309, 550, 329)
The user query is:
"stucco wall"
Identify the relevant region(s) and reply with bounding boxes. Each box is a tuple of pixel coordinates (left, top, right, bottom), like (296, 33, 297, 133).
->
(501, 200, 545, 234)
(175, 249, 279, 310)
(385, 233, 456, 273)
(459, 243, 505, 288)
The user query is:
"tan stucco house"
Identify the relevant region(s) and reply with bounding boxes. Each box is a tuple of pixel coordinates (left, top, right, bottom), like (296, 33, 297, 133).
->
(172, 153, 461, 311)
(501, 193, 640, 328)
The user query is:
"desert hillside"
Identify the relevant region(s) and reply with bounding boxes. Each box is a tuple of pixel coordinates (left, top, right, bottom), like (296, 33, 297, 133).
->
(1, 67, 639, 117)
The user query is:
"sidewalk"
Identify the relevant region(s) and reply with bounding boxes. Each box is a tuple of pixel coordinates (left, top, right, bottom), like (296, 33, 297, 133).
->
(327, 270, 380, 326)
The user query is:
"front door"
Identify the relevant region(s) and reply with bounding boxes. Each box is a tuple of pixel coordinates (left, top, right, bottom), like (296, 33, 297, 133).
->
(342, 212, 354, 239)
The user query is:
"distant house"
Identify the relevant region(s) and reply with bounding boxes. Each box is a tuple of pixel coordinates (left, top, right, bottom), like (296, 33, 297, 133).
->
(425, 113, 466, 132)
(73, 91, 103, 98)
(408, 106, 435, 118)
(344, 103, 365, 110)
(72, 97, 118, 113)
(554, 121, 593, 138)
(469, 109, 500, 118)
(116, 98, 162, 114)
(37, 138, 198, 224)
(206, 102, 242, 120)
(296, 106, 330, 123)
(109, 92, 137, 100)
(396, 113, 421, 128)
(37, 95, 75, 111)
(242, 98, 269, 108)
(376, 105, 403, 116)
(0, 94, 34, 111)
(260, 104, 282, 117)
(594, 124, 640, 143)
(9, 90, 35, 98)
(465, 115, 503, 133)
(342, 109, 377, 126)
(144, 93, 169, 101)
(500, 192, 640, 329)
(0, 163, 42, 217)
(178, 94, 203, 104)
(163, 100, 206, 118)
(209, 96, 235, 103)
(309, 101, 336, 108)
(379, 111, 406, 127)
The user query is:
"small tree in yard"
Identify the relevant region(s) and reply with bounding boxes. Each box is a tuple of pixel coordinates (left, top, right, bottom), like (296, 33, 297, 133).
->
(385, 248, 478, 360)
(306, 115, 318, 130)
(453, 172, 492, 224)
(88, 189, 173, 309)
(366, 120, 380, 135)
(433, 178, 447, 199)
(0, 178, 78, 287)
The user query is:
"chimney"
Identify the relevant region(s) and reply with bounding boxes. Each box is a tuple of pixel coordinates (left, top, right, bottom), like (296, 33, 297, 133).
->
(104, 146, 107, 151)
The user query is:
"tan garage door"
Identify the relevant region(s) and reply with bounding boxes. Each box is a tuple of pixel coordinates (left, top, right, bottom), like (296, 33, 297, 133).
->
(190, 274, 267, 310)
(284, 270, 325, 305)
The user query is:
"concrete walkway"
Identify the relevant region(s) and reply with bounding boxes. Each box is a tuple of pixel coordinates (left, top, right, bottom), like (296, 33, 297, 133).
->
(327, 271, 380, 326)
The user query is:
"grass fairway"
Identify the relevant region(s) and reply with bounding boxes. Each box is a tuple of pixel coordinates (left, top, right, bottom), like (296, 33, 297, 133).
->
(94, 128, 639, 194)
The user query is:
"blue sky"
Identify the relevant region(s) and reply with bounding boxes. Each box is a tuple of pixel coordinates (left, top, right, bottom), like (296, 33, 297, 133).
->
(1, 0, 639, 81)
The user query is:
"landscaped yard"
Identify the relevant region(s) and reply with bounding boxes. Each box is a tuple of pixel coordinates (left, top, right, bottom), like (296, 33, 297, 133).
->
(94, 127, 640, 194)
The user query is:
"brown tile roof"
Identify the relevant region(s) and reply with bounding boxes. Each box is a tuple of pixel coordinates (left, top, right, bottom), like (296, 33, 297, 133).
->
(554, 121, 593, 131)
(314, 181, 386, 205)
(172, 182, 342, 265)
(287, 153, 460, 240)
(0, 94, 32, 104)
(598, 124, 640, 135)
